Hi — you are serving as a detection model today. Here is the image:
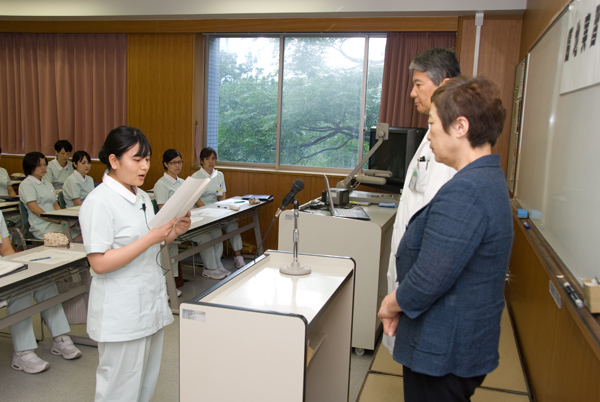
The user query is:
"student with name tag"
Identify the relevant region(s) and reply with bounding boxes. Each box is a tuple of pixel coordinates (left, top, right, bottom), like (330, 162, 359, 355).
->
(0, 209, 82, 374)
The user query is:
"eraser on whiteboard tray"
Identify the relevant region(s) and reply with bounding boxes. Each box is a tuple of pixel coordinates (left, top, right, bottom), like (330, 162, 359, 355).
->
(517, 209, 528, 218)
(529, 210, 542, 219)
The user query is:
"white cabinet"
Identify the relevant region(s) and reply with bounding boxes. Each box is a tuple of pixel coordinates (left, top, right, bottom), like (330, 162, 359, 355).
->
(179, 251, 354, 402)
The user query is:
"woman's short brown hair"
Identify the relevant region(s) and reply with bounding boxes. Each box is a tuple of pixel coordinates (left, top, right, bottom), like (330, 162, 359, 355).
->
(431, 76, 506, 147)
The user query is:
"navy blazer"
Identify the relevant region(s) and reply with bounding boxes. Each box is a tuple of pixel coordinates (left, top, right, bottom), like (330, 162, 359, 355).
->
(393, 154, 513, 378)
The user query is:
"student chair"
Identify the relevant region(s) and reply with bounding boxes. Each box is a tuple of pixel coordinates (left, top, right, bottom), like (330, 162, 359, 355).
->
(57, 191, 66, 209)
(17, 201, 44, 250)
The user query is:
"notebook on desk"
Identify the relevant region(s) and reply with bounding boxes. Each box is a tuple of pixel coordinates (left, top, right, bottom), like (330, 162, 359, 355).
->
(324, 175, 370, 220)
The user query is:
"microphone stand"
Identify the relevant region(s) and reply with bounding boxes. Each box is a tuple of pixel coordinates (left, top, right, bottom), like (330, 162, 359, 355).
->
(280, 199, 311, 276)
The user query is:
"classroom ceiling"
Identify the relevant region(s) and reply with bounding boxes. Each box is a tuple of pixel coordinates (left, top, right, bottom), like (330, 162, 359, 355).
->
(0, 0, 527, 20)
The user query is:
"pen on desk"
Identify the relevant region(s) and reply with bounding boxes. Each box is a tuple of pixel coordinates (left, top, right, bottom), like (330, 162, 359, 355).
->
(563, 282, 584, 308)
(29, 256, 51, 262)
(234, 201, 245, 203)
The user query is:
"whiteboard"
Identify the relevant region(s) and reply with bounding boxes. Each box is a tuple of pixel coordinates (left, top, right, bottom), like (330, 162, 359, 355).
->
(515, 7, 600, 284)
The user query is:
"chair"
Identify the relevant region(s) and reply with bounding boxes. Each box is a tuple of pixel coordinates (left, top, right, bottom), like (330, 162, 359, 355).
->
(57, 191, 66, 208)
(151, 199, 159, 214)
(17, 201, 44, 250)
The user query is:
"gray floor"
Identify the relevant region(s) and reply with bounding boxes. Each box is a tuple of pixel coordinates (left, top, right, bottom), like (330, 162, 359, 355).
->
(0, 255, 374, 401)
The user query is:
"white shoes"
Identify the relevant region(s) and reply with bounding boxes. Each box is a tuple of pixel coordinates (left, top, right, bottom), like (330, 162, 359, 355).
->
(11, 350, 50, 374)
(51, 335, 82, 360)
(202, 268, 227, 280)
(234, 255, 246, 269)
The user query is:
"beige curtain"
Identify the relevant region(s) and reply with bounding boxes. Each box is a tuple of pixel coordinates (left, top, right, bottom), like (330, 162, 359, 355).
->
(379, 32, 456, 129)
(0, 33, 127, 156)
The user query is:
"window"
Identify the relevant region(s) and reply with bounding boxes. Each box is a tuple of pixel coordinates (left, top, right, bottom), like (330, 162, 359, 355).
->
(205, 34, 386, 170)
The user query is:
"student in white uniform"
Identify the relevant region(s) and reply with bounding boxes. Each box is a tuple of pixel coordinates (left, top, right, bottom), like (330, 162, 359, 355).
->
(153, 149, 185, 292)
(62, 150, 95, 207)
(0, 210, 82, 374)
(44, 140, 74, 190)
(0, 147, 17, 197)
(18, 152, 63, 239)
(382, 48, 460, 354)
(78, 126, 191, 402)
(191, 147, 245, 280)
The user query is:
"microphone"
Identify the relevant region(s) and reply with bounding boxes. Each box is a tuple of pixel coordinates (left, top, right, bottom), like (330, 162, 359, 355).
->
(275, 179, 304, 218)
(141, 203, 146, 212)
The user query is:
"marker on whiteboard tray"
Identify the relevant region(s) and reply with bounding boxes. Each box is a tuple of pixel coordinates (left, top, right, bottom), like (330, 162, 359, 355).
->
(522, 220, 530, 229)
(564, 282, 584, 308)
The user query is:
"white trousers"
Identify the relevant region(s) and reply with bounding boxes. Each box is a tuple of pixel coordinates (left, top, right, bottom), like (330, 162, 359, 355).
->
(95, 328, 165, 402)
(7, 283, 71, 351)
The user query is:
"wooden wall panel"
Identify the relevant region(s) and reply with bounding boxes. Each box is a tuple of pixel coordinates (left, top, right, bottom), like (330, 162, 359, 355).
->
(520, 0, 570, 59)
(507, 212, 600, 402)
(128, 33, 196, 191)
(458, 15, 523, 174)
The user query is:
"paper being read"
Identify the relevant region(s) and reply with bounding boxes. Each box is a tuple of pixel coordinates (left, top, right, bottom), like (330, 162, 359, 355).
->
(149, 171, 217, 228)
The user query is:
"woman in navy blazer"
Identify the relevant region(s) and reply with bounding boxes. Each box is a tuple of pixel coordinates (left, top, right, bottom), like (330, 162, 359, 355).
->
(378, 76, 513, 402)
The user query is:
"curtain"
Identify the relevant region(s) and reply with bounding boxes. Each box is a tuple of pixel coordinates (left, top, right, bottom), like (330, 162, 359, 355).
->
(378, 32, 457, 129)
(0, 33, 127, 156)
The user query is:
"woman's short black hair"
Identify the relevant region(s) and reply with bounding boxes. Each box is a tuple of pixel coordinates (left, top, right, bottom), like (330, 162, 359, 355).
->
(98, 126, 151, 171)
(199, 147, 217, 163)
(162, 149, 182, 170)
(23, 152, 47, 176)
(54, 140, 73, 153)
(72, 150, 91, 166)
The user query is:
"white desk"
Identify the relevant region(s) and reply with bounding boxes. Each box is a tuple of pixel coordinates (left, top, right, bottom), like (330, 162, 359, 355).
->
(0, 244, 93, 346)
(278, 199, 397, 354)
(180, 250, 354, 402)
(162, 197, 272, 312)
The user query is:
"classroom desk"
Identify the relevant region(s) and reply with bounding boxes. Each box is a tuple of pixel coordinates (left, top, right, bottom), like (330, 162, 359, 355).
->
(278, 198, 397, 354)
(0, 244, 94, 346)
(40, 206, 80, 243)
(180, 250, 354, 402)
(0, 200, 19, 212)
(162, 197, 272, 313)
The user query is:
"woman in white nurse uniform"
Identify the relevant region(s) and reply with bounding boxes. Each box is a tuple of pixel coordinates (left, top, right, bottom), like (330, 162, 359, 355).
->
(18, 152, 63, 239)
(78, 126, 191, 402)
(190, 147, 245, 280)
(153, 148, 185, 291)
(62, 150, 95, 207)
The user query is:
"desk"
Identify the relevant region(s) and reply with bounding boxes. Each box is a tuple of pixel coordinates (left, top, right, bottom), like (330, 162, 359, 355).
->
(0, 200, 19, 213)
(278, 199, 397, 354)
(162, 197, 272, 313)
(0, 244, 94, 346)
(180, 250, 354, 402)
(41, 206, 80, 242)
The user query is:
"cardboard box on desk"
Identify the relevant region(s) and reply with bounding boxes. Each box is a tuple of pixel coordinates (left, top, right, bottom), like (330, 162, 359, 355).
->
(583, 280, 600, 314)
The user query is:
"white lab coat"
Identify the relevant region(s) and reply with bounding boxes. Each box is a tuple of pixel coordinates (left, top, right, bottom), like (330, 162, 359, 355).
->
(62, 170, 95, 207)
(382, 132, 456, 354)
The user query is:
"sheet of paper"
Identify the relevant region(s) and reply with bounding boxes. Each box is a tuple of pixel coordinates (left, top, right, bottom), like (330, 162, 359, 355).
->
(193, 208, 230, 218)
(149, 172, 217, 228)
(11, 249, 87, 265)
(0, 260, 26, 276)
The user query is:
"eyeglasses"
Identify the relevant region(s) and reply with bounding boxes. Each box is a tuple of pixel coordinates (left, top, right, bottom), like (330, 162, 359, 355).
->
(168, 160, 183, 166)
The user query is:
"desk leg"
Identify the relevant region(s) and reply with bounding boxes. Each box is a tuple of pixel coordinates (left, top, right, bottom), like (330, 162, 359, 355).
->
(251, 210, 264, 255)
(61, 219, 73, 243)
(161, 246, 179, 314)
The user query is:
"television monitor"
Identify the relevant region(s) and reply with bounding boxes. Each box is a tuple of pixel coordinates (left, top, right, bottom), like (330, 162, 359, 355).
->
(365, 126, 427, 193)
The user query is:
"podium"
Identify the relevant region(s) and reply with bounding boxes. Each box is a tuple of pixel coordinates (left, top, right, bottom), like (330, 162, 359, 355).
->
(179, 250, 355, 402)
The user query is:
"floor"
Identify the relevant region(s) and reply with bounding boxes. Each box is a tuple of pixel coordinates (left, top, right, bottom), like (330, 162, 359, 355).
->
(0, 255, 374, 402)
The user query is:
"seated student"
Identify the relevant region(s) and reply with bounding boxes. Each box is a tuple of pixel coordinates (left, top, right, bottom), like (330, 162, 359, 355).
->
(191, 147, 245, 280)
(62, 150, 94, 207)
(0, 146, 18, 197)
(0, 210, 82, 374)
(19, 152, 63, 239)
(44, 140, 74, 190)
(153, 149, 185, 292)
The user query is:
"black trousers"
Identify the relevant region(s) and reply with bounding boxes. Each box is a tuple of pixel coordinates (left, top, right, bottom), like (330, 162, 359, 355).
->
(403, 366, 486, 402)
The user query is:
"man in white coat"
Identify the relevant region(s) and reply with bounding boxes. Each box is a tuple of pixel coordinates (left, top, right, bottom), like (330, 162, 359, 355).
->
(383, 48, 461, 354)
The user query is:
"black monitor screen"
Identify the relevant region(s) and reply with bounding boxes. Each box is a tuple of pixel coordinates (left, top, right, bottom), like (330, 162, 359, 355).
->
(366, 126, 427, 193)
